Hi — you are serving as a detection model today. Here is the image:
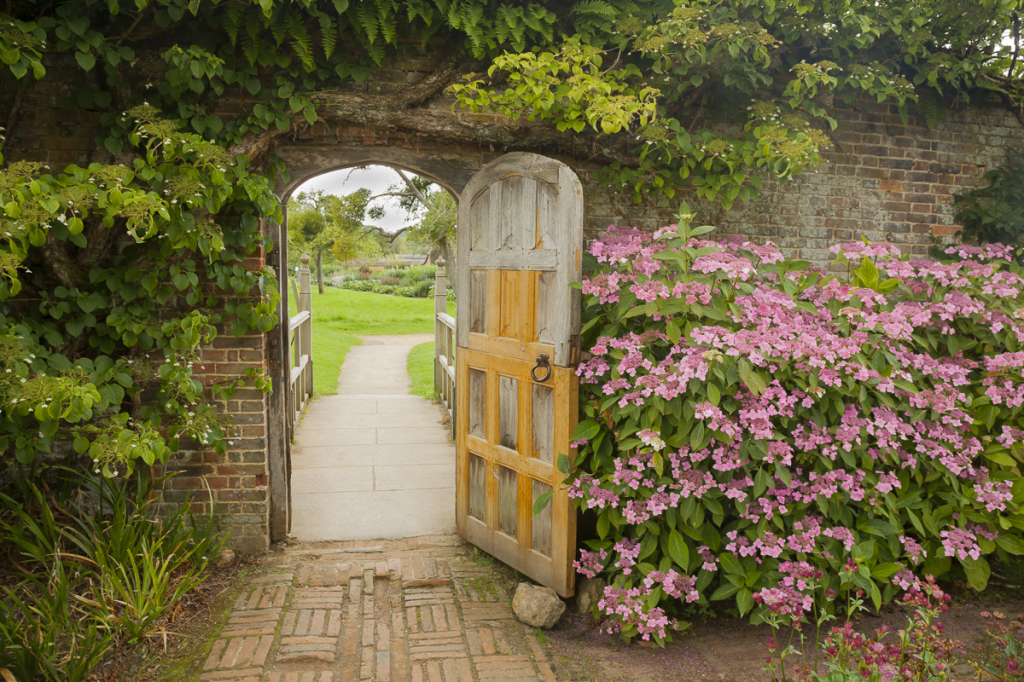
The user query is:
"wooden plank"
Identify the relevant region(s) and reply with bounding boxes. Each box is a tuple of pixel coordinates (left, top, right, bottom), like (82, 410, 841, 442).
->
(467, 434, 557, 484)
(469, 368, 486, 438)
(467, 249, 557, 271)
(499, 176, 521, 250)
(498, 375, 518, 450)
(497, 465, 518, 538)
(535, 271, 556, 345)
(531, 480, 553, 557)
(498, 271, 520, 341)
(470, 189, 491, 250)
(288, 310, 311, 330)
(532, 384, 554, 464)
(485, 367, 500, 532)
(469, 270, 487, 334)
(266, 216, 290, 543)
(467, 334, 553, 363)
(485, 269, 501, 340)
(499, 176, 537, 251)
(455, 354, 471, 538)
(468, 453, 486, 522)
(437, 312, 456, 331)
(552, 164, 584, 367)
(488, 180, 504, 253)
(536, 182, 557, 249)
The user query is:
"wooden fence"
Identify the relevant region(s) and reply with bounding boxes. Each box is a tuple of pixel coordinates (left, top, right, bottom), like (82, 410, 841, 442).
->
(289, 254, 314, 431)
(433, 258, 455, 433)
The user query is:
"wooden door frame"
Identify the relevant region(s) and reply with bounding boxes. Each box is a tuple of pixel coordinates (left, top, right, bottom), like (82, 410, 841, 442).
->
(266, 152, 480, 546)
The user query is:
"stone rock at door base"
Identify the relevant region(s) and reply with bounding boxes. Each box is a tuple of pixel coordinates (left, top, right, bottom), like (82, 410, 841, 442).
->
(512, 582, 566, 629)
(216, 549, 236, 567)
(575, 577, 606, 616)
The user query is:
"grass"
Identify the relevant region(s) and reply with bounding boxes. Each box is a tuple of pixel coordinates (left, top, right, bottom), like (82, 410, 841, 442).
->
(407, 342, 436, 399)
(290, 286, 454, 398)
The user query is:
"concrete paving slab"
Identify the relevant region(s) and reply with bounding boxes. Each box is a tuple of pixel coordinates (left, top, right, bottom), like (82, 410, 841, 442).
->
(376, 426, 453, 445)
(295, 411, 441, 430)
(374, 464, 454, 490)
(290, 489, 455, 540)
(292, 443, 455, 469)
(302, 396, 378, 415)
(291, 466, 374, 493)
(291, 333, 456, 542)
(295, 427, 376, 447)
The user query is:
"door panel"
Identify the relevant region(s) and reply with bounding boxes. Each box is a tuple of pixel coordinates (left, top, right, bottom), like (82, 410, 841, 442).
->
(455, 153, 583, 598)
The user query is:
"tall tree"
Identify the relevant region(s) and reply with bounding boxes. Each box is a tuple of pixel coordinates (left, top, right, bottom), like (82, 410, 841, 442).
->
(289, 188, 380, 294)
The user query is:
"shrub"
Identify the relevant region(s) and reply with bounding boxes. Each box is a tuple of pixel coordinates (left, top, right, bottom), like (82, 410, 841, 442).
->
(0, 468, 225, 679)
(568, 210, 1024, 645)
(331, 279, 433, 298)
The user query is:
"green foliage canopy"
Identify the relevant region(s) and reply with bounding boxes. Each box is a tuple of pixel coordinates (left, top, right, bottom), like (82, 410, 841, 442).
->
(0, 0, 1020, 477)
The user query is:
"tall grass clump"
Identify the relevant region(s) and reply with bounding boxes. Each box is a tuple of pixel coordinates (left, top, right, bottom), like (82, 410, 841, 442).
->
(0, 467, 225, 681)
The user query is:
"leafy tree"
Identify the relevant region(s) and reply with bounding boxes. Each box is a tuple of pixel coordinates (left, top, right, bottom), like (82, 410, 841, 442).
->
(453, 1, 1024, 208)
(289, 189, 381, 293)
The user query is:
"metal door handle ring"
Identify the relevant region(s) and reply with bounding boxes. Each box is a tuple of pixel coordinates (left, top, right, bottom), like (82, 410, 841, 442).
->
(531, 354, 552, 383)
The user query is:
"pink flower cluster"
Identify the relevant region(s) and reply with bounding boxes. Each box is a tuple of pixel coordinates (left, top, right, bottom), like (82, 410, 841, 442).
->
(572, 225, 1024, 639)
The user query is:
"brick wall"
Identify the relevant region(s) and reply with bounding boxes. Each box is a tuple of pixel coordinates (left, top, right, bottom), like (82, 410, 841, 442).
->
(576, 101, 1022, 264)
(3, 50, 1023, 554)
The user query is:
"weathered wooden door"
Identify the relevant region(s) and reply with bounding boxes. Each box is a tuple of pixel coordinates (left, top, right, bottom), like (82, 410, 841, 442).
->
(455, 153, 583, 597)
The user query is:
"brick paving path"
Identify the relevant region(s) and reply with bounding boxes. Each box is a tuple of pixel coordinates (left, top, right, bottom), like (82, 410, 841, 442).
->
(193, 536, 557, 682)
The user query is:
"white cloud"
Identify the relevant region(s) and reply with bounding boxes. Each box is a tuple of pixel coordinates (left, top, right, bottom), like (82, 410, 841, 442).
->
(293, 165, 438, 234)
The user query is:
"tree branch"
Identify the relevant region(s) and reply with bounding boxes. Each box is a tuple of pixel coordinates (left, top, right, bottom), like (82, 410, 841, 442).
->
(393, 168, 429, 204)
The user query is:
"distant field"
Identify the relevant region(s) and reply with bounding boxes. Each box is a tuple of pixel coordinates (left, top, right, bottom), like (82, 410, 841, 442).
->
(289, 287, 454, 397)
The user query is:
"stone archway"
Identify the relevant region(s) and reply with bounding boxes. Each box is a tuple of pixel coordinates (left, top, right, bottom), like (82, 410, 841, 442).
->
(265, 133, 494, 541)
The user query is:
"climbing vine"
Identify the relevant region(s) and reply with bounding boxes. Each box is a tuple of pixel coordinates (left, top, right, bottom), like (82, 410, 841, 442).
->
(0, 0, 1021, 477)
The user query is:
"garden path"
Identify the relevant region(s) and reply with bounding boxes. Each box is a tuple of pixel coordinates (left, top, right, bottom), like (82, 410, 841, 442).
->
(192, 536, 563, 682)
(290, 334, 455, 541)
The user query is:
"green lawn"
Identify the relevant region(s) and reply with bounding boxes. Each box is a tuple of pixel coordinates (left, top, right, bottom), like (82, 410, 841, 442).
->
(290, 286, 454, 398)
(407, 342, 436, 399)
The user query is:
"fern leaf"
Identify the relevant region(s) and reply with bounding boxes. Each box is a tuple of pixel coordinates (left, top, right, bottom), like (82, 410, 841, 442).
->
(405, 0, 437, 26)
(356, 3, 379, 45)
(286, 12, 315, 71)
(242, 12, 263, 65)
(318, 11, 337, 60)
(223, 4, 244, 45)
(376, 0, 398, 44)
(265, 8, 287, 46)
(494, 5, 516, 46)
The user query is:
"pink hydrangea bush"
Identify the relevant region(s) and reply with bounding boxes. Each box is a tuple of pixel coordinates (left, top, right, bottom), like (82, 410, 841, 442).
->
(568, 211, 1024, 644)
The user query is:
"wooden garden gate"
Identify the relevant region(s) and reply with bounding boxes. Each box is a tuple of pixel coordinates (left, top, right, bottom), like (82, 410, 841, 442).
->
(455, 153, 583, 597)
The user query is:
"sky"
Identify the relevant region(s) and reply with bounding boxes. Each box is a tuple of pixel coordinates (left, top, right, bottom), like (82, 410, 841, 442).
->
(292, 165, 430, 234)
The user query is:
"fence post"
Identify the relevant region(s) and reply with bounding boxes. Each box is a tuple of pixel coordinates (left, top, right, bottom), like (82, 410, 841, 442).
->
(434, 256, 447, 396)
(300, 254, 313, 395)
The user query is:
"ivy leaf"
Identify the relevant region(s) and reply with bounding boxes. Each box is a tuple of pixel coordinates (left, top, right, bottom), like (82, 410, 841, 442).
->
(246, 77, 261, 95)
(75, 51, 96, 71)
